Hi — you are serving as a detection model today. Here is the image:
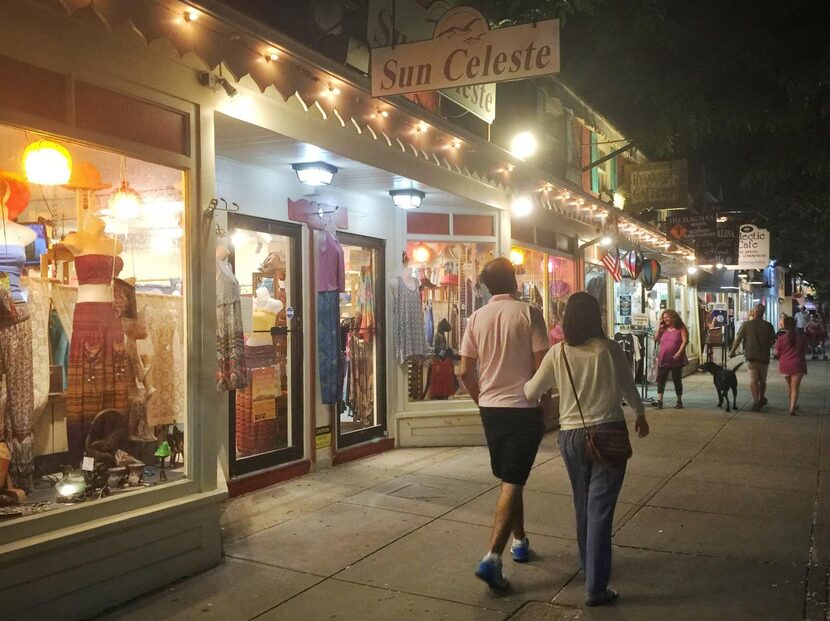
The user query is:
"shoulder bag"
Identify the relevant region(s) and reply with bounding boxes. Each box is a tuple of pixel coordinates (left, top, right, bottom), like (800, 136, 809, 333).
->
(562, 345, 633, 465)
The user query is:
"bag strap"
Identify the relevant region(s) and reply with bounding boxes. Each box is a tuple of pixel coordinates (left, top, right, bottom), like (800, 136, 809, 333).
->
(561, 345, 591, 433)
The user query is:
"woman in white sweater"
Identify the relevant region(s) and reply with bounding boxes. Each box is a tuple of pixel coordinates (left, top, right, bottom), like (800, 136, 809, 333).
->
(525, 292, 649, 607)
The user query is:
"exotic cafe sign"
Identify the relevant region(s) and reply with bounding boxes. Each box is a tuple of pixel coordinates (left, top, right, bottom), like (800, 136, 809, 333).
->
(370, 6, 560, 97)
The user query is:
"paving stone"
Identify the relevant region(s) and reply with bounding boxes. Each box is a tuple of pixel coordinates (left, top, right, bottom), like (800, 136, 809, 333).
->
(220, 479, 362, 542)
(360, 446, 467, 473)
(673, 459, 818, 492)
(696, 440, 820, 468)
(303, 459, 409, 489)
(97, 557, 321, 621)
(337, 518, 578, 613)
(614, 506, 811, 564)
(508, 601, 584, 620)
(443, 487, 635, 540)
(341, 473, 493, 517)
(225, 502, 431, 576)
(258, 578, 507, 621)
(646, 477, 815, 523)
(416, 447, 500, 484)
(554, 546, 805, 620)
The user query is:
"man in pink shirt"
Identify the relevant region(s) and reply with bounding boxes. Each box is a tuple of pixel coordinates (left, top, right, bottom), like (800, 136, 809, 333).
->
(460, 257, 549, 589)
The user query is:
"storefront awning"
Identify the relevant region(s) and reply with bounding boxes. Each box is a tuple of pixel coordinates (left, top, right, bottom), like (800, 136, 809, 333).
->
(697, 269, 740, 293)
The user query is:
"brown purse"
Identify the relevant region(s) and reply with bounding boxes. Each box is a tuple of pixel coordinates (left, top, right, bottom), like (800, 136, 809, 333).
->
(562, 345, 633, 465)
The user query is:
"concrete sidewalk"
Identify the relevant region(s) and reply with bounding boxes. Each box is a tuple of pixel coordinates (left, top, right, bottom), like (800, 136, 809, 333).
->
(99, 362, 830, 621)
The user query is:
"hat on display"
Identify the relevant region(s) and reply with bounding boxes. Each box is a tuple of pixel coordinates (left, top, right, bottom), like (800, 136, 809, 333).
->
(63, 161, 110, 191)
(0, 171, 32, 220)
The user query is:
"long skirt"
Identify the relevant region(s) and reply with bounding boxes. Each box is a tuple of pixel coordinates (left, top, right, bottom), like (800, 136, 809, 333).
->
(66, 302, 129, 465)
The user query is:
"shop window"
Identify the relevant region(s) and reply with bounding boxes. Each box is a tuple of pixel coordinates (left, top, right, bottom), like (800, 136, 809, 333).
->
(614, 277, 644, 327)
(547, 255, 576, 345)
(512, 247, 545, 309)
(584, 262, 609, 332)
(0, 123, 187, 517)
(402, 241, 495, 403)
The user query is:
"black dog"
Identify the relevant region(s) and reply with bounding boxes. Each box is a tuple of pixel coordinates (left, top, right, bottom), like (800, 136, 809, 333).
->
(699, 361, 743, 412)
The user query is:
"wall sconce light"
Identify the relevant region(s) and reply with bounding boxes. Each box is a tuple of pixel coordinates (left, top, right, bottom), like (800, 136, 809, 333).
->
(292, 161, 338, 186)
(389, 188, 425, 210)
(198, 72, 238, 100)
(511, 196, 534, 217)
(509, 131, 538, 160)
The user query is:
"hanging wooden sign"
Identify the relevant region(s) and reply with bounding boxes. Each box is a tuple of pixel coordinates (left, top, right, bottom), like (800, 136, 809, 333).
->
(371, 6, 560, 97)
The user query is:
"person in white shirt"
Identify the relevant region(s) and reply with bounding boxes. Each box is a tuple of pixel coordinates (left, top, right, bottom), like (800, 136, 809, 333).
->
(525, 292, 649, 607)
(795, 307, 810, 334)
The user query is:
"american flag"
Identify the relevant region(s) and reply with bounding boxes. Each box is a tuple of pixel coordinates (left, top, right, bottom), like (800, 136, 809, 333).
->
(601, 248, 622, 283)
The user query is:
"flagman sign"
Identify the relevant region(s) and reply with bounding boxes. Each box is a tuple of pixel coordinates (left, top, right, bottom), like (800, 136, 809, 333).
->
(371, 6, 560, 97)
(737, 224, 770, 269)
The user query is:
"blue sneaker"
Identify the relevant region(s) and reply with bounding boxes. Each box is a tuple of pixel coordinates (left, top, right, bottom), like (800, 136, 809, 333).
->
(475, 558, 509, 589)
(511, 538, 530, 563)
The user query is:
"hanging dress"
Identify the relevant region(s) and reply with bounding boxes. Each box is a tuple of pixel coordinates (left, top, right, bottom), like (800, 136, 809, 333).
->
(216, 258, 248, 392)
(394, 276, 427, 364)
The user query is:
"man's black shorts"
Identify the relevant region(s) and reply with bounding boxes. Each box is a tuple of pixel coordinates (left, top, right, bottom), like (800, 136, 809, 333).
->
(480, 407, 544, 485)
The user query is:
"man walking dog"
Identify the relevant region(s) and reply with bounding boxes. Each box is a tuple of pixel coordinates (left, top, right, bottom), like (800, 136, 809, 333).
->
(460, 257, 548, 589)
(730, 304, 776, 411)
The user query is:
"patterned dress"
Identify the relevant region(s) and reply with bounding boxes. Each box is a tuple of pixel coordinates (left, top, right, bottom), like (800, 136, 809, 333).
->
(394, 276, 427, 364)
(216, 258, 248, 392)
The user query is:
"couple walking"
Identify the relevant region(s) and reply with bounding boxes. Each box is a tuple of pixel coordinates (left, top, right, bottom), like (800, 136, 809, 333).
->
(459, 258, 649, 607)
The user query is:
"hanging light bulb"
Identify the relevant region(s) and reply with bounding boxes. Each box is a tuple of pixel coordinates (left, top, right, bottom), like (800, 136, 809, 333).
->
(510, 248, 525, 266)
(109, 157, 142, 220)
(23, 140, 72, 185)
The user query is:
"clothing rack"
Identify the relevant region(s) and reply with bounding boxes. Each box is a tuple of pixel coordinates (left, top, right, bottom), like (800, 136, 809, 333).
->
(204, 198, 240, 217)
(614, 322, 655, 402)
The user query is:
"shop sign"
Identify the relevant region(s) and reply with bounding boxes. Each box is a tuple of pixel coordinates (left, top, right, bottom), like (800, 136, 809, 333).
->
(623, 160, 688, 212)
(666, 213, 738, 265)
(737, 224, 770, 269)
(315, 426, 332, 449)
(631, 313, 649, 327)
(370, 6, 560, 98)
(367, 0, 496, 122)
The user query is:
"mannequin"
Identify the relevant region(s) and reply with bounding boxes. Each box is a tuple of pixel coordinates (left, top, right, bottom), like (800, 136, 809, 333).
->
(63, 214, 129, 465)
(216, 243, 248, 391)
(0, 178, 36, 494)
(251, 286, 284, 337)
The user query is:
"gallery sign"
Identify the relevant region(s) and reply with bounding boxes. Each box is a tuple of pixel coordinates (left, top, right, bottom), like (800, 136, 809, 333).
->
(367, 0, 497, 123)
(370, 6, 560, 98)
(737, 224, 770, 269)
(623, 160, 688, 212)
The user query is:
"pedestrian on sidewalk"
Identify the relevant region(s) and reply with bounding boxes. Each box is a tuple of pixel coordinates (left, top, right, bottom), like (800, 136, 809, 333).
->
(459, 257, 549, 590)
(653, 309, 688, 409)
(776, 316, 808, 416)
(805, 314, 826, 360)
(525, 292, 649, 607)
(795, 306, 810, 335)
(730, 303, 776, 411)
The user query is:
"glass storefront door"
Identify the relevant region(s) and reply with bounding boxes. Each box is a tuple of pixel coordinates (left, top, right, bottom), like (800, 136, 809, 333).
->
(228, 215, 303, 476)
(336, 233, 386, 447)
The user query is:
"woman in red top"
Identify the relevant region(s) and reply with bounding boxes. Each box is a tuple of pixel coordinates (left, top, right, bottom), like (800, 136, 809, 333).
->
(775, 316, 808, 416)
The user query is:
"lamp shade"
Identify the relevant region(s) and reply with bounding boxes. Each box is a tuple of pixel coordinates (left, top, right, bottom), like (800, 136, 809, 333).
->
(640, 259, 662, 290)
(109, 180, 143, 220)
(23, 140, 72, 185)
(623, 250, 644, 279)
(292, 161, 337, 186)
(389, 188, 425, 210)
(0, 171, 31, 220)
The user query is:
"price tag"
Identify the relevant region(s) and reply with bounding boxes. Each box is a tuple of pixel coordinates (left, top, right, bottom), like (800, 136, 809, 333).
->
(82, 456, 95, 472)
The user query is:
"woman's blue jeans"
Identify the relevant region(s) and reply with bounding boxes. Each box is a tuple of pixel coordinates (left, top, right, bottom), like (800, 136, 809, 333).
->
(558, 424, 627, 598)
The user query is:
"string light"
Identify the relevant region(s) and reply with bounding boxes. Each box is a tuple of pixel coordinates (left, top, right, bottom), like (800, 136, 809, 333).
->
(183, 9, 199, 22)
(265, 49, 279, 62)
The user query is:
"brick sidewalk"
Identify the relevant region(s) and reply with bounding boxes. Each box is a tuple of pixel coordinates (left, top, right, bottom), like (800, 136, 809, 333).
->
(98, 362, 830, 621)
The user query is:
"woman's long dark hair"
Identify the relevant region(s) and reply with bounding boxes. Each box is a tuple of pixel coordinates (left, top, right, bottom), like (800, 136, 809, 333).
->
(783, 315, 796, 347)
(563, 292, 605, 346)
(662, 309, 686, 330)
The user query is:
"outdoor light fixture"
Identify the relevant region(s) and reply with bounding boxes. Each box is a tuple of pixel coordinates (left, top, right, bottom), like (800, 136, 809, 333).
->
(510, 131, 538, 160)
(600, 236, 613, 247)
(716, 262, 724, 269)
(292, 161, 338, 186)
(199, 72, 239, 100)
(218, 77, 238, 100)
(511, 196, 534, 217)
(23, 140, 72, 185)
(612, 191, 626, 209)
(687, 266, 699, 275)
(388, 188, 425, 210)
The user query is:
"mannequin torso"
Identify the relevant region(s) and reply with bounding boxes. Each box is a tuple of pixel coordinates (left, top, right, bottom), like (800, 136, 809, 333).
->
(63, 216, 123, 303)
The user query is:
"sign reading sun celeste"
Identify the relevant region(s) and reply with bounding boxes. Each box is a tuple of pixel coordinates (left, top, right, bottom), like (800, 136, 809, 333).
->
(371, 7, 560, 97)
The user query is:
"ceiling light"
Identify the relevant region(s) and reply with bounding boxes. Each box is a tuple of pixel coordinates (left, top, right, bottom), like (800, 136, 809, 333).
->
(23, 140, 72, 185)
(600, 236, 613, 247)
(687, 266, 698, 275)
(511, 196, 534, 217)
(510, 131, 538, 160)
(389, 188, 425, 210)
(292, 161, 337, 186)
(109, 181, 142, 220)
(412, 245, 431, 263)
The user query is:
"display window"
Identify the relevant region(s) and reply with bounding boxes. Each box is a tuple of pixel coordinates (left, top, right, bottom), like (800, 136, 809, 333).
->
(227, 215, 303, 477)
(511, 247, 544, 309)
(401, 241, 495, 403)
(546, 255, 576, 345)
(584, 262, 610, 333)
(0, 123, 188, 518)
(337, 233, 386, 447)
